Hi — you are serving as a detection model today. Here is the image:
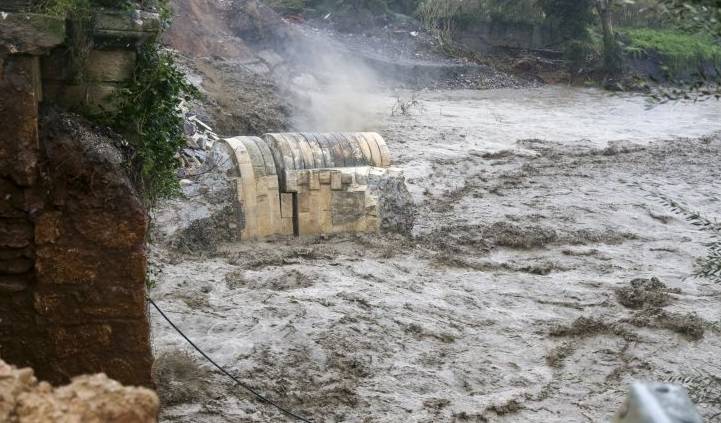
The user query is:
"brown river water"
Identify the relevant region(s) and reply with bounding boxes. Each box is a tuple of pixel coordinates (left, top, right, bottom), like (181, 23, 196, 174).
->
(151, 87, 721, 422)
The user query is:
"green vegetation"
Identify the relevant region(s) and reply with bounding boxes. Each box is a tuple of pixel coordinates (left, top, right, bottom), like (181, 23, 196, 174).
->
(622, 27, 721, 71)
(105, 45, 198, 205)
(33, 0, 91, 16)
(37, 0, 194, 205)
(540, 0, 598, 70)
(648, 0, 721, 101)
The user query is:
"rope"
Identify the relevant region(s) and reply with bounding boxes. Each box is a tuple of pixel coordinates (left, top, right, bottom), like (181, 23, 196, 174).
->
(148, 297, 314, 422)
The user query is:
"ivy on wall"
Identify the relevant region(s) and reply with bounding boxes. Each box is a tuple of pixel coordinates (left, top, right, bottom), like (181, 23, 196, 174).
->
(36, 0, 197, 205)
(105, 45, 198, 205)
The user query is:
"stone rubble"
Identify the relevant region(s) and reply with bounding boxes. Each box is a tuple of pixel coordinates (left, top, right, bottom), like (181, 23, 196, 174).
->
(0, 359, 159, 423)
(179, 107, 220, 173)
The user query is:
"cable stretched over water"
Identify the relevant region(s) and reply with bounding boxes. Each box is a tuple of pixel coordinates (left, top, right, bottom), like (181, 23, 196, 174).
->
(148, 297, 314, 422)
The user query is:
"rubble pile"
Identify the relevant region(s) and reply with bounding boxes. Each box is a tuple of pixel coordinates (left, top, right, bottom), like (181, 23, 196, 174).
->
(179, 112, 220, 173)
(0, 359, 159, 423)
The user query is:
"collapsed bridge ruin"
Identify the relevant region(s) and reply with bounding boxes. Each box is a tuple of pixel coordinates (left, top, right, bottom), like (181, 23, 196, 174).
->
(210, 132, 411, 240)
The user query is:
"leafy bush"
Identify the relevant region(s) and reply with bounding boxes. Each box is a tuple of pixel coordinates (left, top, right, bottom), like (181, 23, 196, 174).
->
(38, 1, 194, 205)
(540, 0, 598, 70)
(621, 27, 721, 72)
(106, 45, 198, 205)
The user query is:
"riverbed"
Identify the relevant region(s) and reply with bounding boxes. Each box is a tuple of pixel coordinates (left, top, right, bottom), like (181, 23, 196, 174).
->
(150, 87, 721, 422)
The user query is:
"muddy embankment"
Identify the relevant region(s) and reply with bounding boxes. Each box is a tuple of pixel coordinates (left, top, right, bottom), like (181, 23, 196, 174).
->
(163, 0, 543, 138)
(148, 84, 721, 422)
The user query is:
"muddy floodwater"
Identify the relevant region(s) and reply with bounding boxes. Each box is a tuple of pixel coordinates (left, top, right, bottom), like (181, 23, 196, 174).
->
(150, 87, 721, 422)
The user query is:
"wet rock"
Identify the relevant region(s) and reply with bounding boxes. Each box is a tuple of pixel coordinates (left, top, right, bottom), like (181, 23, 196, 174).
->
(369, 170, 416, 235)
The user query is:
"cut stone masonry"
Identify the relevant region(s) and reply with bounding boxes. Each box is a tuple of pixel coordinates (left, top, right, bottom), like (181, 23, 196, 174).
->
(213, 132, 404, 240)
(1, 3, 158, 387)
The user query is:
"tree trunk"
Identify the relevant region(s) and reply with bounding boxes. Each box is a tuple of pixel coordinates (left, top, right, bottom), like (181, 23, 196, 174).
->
(595, 0, 621, 74)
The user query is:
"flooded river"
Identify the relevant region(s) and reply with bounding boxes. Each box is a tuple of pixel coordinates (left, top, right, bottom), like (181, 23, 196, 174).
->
(151, 87, 721, 422)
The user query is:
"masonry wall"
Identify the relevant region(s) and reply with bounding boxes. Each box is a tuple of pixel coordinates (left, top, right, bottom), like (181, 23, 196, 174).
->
(0, 7, 155, 387)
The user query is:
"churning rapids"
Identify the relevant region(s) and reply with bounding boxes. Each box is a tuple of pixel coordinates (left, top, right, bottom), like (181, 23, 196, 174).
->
(150, 86, 721, 422)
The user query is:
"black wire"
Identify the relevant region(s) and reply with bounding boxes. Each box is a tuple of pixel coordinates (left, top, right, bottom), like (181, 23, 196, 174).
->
(148, 297, 314, 423)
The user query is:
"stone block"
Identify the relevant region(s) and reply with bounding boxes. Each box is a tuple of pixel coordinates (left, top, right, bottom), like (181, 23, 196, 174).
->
(309, 171, 320, 190)
(280, 193, 294, 218)
(298, 212, 312, 235)
(34, 211, 61, 245)
(0, 247, 33, 261)
(0, 179, 26, 218)
(318, 170, 331, 185)
(93, 9, 160, 46)
(0, 13, 65, 55)
(0, 56, 40, 186)
(285, 171, 299, 192)
(42, 82, 120, 113)
(330, 171, 342, 190)
(0, 275, 30, 293)
(109, 321, 151, 353)
(84, 50, 136, 82)
(319, 184, 332, 211)
(71, 209, 145, 249)
(341, 172, 353, 185)
(49, 324, 113, 358)
(33, 284, 146, 321)
(355, 167, 369, 185)
(281, 217, 294, 235)
(0, 219, 33, 248)
(297, 170, 309, 186)
(35, 246, 145, 286)
(331, 191, 365, 225)
(0, 257, 33, 274)
(299, 192, 310, 213)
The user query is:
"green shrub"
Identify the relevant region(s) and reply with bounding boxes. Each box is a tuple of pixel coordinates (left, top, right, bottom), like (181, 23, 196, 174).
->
(106, 45, 198, 205)
(621, 27, 721, 72)
(37, 1, 194, 205)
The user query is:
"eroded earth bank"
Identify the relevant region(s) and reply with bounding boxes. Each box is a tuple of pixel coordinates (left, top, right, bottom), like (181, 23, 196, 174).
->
(149, 86, 721, 422)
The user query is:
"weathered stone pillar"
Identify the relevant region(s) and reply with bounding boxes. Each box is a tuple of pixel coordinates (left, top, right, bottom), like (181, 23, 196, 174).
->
(0, 11, 65, 380)
(1, 6, 156, 387)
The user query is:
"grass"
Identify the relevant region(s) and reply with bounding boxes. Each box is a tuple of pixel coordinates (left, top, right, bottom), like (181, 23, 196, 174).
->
(621, 27, 721, 73)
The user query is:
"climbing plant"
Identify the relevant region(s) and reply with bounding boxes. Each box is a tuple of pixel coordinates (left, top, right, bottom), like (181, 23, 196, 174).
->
(106, 44, 198, 205)
(37, 0, 195, 205)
